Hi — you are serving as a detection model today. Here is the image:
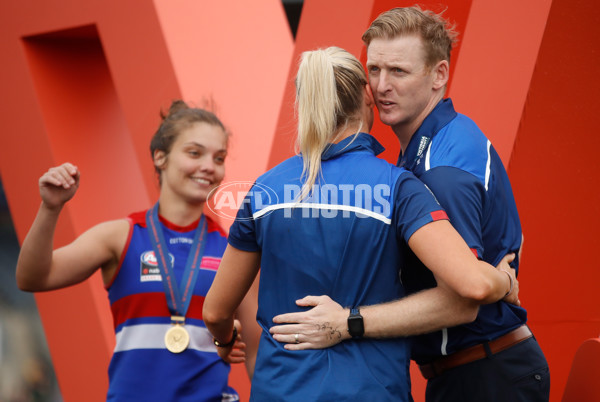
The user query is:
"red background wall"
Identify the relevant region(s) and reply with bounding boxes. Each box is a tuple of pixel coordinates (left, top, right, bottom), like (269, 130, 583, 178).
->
(0, 1, 598, 401)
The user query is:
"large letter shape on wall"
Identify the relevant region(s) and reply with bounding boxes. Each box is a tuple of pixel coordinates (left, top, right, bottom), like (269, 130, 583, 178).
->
(507, 0, 600, 400)
(0, 1, 292, 401)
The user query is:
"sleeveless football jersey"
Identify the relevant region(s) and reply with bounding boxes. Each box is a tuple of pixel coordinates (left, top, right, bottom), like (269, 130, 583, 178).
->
(106, 211, 238, 402)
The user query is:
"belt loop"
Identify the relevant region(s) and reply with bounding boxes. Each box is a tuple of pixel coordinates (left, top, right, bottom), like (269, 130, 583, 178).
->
(483, 342, 493, 358)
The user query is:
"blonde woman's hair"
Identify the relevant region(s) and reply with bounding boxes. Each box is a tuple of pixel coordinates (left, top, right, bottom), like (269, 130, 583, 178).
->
(295, 46, 367, 201)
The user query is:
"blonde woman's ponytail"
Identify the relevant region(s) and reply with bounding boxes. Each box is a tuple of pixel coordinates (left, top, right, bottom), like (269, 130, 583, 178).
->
(296, 49, 340, 201)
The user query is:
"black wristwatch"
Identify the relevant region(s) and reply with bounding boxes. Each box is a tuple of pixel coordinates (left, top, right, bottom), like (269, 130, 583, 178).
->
(347, 307, 364, 338)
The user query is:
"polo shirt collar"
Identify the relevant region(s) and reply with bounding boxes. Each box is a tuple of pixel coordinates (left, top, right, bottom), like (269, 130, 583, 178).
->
(321, 132, 385, 161)
(398, 98, 457, 168)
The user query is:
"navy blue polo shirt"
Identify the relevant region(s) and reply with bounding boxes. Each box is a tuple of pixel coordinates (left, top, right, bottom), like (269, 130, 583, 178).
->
(398, 98, 528, 364)
(229, 133, 447, 401)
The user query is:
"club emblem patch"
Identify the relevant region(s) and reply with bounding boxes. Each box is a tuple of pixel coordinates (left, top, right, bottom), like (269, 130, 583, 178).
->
(140, 251, 174, 282)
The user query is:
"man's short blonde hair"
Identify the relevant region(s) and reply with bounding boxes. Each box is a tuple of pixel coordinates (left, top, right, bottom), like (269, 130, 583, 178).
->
(362, 6, 458, 68)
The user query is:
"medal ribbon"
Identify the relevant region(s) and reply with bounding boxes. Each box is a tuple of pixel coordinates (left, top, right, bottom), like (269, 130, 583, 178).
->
(146, 202, 208, 320)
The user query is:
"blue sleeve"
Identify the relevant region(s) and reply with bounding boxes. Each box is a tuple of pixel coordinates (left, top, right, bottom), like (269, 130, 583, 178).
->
(227, 189, 261, 252)
(393, 172, 448, 242)
(419, 166, 485, 258)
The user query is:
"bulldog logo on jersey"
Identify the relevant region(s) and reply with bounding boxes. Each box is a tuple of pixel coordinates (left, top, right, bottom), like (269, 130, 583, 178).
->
(140, 251, 175, 282)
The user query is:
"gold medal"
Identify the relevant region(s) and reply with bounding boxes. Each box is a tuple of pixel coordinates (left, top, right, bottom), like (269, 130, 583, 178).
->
(164, 324, 190, 353)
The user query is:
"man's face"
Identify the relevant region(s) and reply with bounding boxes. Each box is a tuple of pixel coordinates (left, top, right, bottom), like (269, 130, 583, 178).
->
(366, 35, 438, 133)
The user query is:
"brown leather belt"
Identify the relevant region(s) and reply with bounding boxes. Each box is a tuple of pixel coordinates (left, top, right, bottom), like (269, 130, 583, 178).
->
(419, 325, 533, 380)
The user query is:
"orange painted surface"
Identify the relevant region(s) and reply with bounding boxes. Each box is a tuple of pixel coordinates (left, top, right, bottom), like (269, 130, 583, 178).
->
(1, 0, 600, 401)
(267, 0, 376, 168)
(562, 338, 600, 401)
(508, 0, 600, 400)
(450, 0, 553, 165)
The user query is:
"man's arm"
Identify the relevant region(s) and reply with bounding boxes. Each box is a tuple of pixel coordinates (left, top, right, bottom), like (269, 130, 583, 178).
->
(270, 253, 517, 350)
(270, 284, 478, 349)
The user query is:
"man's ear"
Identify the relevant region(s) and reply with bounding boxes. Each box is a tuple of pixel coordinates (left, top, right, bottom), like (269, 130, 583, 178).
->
(432, 60, 450, 90)
(364, 84, 375, 108)
(153, 150, 167, 170)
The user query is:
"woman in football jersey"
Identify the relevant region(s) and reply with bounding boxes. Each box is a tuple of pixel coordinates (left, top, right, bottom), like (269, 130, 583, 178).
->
(16, 100, 259, 401)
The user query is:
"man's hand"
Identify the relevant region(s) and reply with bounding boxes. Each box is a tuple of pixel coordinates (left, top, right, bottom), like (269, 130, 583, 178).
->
(270, 295, 349, 350)
(496, 253, 520, 307)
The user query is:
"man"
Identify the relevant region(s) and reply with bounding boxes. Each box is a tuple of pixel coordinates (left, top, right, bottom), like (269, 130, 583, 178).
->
(270, 6, 549, 402)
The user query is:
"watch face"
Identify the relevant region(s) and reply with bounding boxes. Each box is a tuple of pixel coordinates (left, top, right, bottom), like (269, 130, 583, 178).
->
(348, 311, 364, 338)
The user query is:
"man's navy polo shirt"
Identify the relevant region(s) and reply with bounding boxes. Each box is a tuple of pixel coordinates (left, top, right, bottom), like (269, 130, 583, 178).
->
(399, 98, 528, 364)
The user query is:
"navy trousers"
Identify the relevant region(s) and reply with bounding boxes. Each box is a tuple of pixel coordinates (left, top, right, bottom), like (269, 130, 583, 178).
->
(424, 336, 550, 402)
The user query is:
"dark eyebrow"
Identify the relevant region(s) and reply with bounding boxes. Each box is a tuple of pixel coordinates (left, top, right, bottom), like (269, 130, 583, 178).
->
(184, 141, 227, 154)
(184, 141, 205, 148)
